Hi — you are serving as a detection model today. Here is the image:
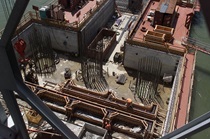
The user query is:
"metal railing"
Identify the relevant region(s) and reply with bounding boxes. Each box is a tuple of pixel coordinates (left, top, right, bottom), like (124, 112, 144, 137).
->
(162, 57, 184, 136)
(0, 11, 37, 37)
(0, 0, 108, 37)
(0, 10, 77, 38)
(186, 37, 210, 51)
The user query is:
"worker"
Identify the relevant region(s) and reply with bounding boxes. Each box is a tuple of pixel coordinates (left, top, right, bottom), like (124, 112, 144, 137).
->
(126, 98, 133, 109)
(105, 121, 112, 138)
(105, 122, 111, 131)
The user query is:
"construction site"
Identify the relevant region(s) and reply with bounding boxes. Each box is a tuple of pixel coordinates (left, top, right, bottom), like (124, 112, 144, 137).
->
(0, 0, 204, 139)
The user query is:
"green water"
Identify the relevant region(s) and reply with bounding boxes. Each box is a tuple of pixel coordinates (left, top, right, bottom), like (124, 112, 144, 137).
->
(0, 0, 51, 29)
(188, 11, 210, 139)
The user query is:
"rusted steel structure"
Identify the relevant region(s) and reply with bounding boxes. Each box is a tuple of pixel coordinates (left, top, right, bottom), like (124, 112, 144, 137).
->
(87, 28, 116, 60)
(25, 80, 166, 138)
(81, 29, 115, 92)
(154, 25, 174, 42)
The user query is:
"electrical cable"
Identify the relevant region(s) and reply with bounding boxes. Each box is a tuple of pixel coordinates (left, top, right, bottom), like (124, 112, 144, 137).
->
(190, 28, 210, 40)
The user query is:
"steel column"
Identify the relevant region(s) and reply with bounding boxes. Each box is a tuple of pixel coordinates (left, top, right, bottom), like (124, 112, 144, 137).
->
(2, 90, 29, 139)
(0, 123, 16, 139)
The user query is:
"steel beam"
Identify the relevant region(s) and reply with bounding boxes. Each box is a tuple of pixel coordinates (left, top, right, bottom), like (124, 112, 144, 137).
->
(15, 78, 78, 139)
(0, 0, 29, 49)
(0, 100, 7, 125)
(0, 0, 29, 91)
(2, 90, 29, 139)
(161, 111, 210, 139)
(0, 0, 78, 138)
(0, 123, 16, 139)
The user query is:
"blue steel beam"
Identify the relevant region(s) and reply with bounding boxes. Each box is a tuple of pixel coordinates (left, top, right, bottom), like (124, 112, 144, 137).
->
(161, 111, 210, 139)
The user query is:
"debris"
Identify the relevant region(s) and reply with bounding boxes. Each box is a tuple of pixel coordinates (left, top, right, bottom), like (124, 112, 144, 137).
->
(130, 127, 141, 133)
(26, 109, 42, 125)
(163, 74, 173, 83)
(116, 74, 127, 85)
(64, 68, 72, 79)
(114, 52, 123, 63)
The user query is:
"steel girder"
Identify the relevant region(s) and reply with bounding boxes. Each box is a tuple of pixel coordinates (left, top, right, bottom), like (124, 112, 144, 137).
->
(0, 0, 78, 138)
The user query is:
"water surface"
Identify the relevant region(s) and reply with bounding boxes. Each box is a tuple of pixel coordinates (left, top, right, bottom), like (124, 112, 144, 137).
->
(0, 0, 51, 29)
(189, 10, 210, 139)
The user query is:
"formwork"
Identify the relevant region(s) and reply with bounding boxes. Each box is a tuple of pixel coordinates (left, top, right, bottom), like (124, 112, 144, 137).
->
(25, 80, 165, 139)
(143, 30, 165, 44)
(78, 123, 107, 139)
(5, 0, 115, 58)
(127, 39, 186, 56)
(154, 25, 174, 41)
(87, 28, 116, 59)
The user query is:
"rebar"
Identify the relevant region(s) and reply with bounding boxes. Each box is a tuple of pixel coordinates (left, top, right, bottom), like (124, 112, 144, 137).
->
(28, 28, 56, 76)
(81, 40, 108, 92)
(135, 56, 162, 104)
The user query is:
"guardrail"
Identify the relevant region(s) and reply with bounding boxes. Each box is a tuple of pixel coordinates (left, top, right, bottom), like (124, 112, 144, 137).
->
(186, 37, 210, 51)
(0, 10, 78, 38)
(0, 0, 57, 37)
(162, 56, 185, 135)
(0, 0, 107, 37)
